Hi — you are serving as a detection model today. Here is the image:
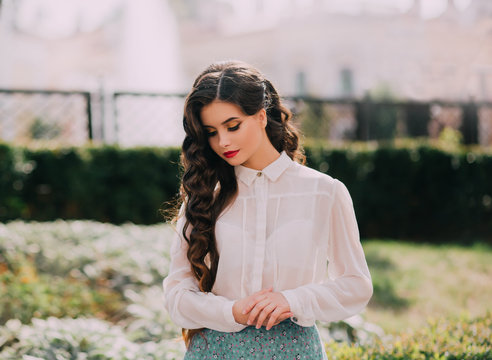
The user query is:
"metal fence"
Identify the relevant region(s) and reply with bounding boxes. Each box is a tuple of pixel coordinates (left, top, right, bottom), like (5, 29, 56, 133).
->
(286, 97, 492, 145)
(112, 92, 185, 147)
(1, 88, 491, 147)
(0, 89, 92, 146)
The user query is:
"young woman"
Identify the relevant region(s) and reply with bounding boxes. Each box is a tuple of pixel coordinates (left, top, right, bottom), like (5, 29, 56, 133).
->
(163, 60, 373, 359)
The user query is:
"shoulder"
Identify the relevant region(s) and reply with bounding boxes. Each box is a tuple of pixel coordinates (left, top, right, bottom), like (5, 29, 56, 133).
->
(286, 162, 341, 194)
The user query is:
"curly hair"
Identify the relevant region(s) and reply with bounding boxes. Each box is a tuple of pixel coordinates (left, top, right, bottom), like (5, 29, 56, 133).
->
(175, 60, 305, 346)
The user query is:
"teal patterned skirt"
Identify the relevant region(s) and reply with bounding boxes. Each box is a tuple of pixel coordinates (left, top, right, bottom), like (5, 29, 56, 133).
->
(183, 319, 326, 359)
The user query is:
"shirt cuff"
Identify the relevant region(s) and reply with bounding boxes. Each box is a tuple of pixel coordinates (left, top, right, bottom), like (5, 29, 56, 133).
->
(281, 289, 301, 319)
(281, 289, 315, 327)
(223, 300, 247, 332)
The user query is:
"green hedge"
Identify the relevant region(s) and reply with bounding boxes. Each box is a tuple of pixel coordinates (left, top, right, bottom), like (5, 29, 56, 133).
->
(305, 143, 492, 241)
(0, 142, 491, 241)
(0, 144, 181, 224)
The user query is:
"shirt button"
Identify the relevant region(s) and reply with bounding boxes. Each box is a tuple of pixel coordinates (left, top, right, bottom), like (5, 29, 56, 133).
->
(257, 172, 262, 177)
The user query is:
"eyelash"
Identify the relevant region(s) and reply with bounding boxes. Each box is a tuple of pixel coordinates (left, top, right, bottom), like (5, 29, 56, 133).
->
(206, 123, 240, 137)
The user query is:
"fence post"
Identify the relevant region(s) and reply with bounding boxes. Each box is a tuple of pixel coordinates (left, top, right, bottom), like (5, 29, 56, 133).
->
(113, 92, 119, 145)
(84, 92, 93, 141)
(460, 100, 479, 144)
(405, 101, 430, 137)
(355, 95, 371, 141)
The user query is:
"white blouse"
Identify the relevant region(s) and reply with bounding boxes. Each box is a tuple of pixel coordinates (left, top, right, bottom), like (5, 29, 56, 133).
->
(163, 151, 373, 333)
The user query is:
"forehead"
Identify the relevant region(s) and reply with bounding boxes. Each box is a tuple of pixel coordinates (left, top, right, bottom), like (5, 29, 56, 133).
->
(200, 100, 245, 127)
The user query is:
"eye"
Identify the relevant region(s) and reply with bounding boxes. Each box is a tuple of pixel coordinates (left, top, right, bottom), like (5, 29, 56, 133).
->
(228, 123, 240, 132)
(206, 131, 217, 138)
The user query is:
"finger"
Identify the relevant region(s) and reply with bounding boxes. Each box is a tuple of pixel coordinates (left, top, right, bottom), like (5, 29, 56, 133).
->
(242, 294, 267, 315)
(255, 303, 277, 329)
(260, 310, 291, 328)
(265, 307, 286, 330)
(271, 312, 294, 328)
(242, 288, 274, 315)
(247, 299, 270, 325)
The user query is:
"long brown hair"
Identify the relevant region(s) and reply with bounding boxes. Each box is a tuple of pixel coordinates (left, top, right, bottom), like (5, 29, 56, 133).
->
(175, 60, 304, 346)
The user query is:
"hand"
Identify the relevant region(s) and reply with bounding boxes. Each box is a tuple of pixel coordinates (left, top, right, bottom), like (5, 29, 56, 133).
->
(232, 288, 272, 326)
(244, 291, 292, 330)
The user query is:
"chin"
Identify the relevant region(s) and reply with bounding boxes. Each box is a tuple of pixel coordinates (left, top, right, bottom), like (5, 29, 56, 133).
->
(222, 155, 244, 166)
(223, 158, 241, 166)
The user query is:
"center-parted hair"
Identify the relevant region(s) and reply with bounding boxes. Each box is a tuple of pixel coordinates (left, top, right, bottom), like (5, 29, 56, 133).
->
(177, 60, 304, 345)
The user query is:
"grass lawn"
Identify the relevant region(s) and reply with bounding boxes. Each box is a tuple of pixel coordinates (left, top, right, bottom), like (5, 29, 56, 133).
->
(362, 239, 492, 334)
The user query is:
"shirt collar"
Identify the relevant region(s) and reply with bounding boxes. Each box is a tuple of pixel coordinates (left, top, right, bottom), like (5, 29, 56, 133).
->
(234, 150, 292, 186)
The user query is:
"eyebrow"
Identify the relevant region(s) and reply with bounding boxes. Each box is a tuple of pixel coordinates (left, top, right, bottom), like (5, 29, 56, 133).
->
(203, 117, 239, 128)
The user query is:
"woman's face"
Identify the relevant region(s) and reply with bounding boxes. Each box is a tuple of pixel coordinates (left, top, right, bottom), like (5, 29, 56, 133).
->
(200, 100, 267, 168)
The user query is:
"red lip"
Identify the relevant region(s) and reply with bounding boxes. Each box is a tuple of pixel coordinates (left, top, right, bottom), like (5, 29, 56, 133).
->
(224, 150, 239, 158)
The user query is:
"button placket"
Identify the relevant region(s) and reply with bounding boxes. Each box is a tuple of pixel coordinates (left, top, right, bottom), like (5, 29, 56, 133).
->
(251, 173, 267, 293)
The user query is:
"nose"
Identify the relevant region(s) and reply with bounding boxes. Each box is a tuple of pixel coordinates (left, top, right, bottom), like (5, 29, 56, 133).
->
(218, 131, 231, 148)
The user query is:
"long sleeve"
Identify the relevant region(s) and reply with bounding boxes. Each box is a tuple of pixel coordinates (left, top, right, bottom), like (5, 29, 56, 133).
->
(162, 211, 247, 332)
(280, 179, 373, 327)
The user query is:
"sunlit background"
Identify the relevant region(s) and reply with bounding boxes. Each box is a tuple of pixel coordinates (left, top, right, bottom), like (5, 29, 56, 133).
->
(0, 0, 491, 147)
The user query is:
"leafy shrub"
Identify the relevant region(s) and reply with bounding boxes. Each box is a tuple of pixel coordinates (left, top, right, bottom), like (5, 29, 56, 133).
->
(0, 220, 173, 288)
(0, 317, 184, 360)
(0, 221, 175, 324)
(0, 251, 124, 325)
(325, 313, 492, 360)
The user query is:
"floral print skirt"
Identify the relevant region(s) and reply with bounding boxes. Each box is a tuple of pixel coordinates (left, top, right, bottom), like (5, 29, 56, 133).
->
(183, 319, 326, 359)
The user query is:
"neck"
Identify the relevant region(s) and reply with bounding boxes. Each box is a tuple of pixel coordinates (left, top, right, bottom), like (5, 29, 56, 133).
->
(241, 141, 280, 171)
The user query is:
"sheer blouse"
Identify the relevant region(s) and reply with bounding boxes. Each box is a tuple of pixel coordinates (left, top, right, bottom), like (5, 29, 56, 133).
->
(163, 151, 373, 332)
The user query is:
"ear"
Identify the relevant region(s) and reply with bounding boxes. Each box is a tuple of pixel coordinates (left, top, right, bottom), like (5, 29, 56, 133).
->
(257, 108, 267, 128)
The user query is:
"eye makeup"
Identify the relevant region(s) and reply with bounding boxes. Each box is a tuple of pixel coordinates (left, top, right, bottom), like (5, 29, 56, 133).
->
(205, 121, 241, 137)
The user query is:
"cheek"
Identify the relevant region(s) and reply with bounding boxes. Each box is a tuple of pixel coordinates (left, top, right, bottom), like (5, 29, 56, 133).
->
(242, 123, 262, 143)
(208, 137, 221, 153)
(237, 124, 255, 142)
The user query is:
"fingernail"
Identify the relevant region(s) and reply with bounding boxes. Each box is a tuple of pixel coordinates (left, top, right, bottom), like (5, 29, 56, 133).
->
(247, 320, 251, 325)
(242, 310, 246, 314)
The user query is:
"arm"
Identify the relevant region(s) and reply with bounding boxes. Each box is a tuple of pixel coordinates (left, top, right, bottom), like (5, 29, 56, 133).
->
(162, 211, 246, 332)
(280, 179, 373, 326)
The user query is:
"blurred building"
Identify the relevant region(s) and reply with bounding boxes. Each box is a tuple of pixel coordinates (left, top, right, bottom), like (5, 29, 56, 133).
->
(175, 0, 492, 102)
(0, 0, 184, 92)
(1, 0, 491, 99)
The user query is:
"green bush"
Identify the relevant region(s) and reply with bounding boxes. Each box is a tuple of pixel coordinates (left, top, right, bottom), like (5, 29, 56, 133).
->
(16, 145, 181, 224)
(0, 317, 184, 360)
(0, 220, 175, 325)
(0, 144, 28, 219)
(305, 142, 492, 241)
(325, 313, 492, 360)
(0, 249, 125, 325)
(0, 141, 490, 241)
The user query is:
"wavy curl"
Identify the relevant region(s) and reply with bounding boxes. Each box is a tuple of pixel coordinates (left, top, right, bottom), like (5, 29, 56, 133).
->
(174, 60, 305, 346)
